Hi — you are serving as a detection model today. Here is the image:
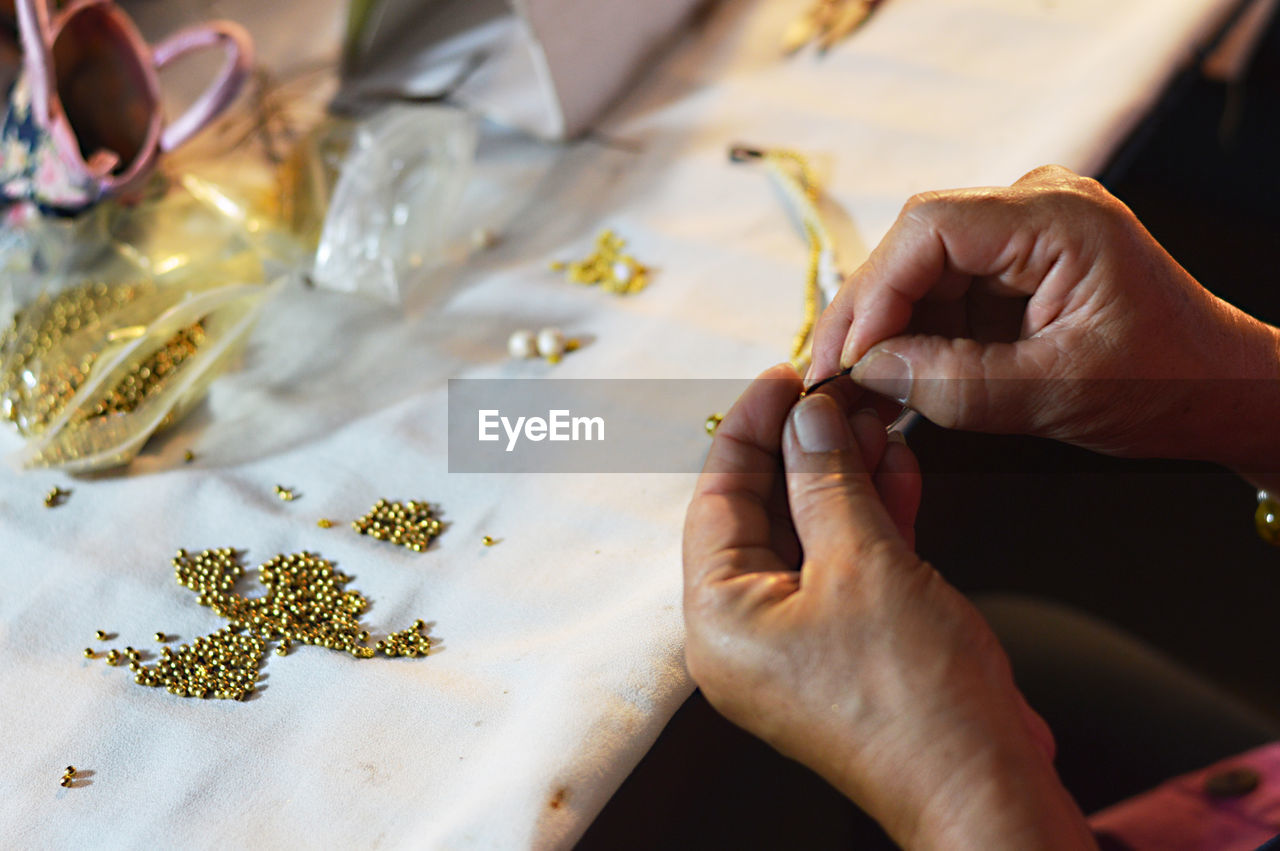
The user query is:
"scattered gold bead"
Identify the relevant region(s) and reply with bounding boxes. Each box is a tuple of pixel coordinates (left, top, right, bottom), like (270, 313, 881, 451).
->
(482, 535, 496, 547)
(105, 650, 120, 666)
(64, 766, 75, 776)
(60, 777, 72, 788)
(154, 632, 166, 642)
(95, 630, 108, 641)
(44, 486, 69, 508)
(705, 413, 723, 436)
(316, 518, 334, 529)
(274, 485, 298, 502)
(183, 450, 195, 463)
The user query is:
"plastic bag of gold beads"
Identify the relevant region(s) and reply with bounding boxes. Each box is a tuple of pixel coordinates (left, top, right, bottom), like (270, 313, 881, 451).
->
(0, 179, 289, 472)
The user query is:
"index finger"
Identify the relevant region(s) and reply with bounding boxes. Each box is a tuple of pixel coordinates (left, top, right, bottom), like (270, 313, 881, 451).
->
(810, 175, 1101, 381)
(808, 192, 969, 382)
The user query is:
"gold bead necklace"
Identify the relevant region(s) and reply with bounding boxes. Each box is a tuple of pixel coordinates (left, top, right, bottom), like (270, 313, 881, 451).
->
(730, 146, 842, 373)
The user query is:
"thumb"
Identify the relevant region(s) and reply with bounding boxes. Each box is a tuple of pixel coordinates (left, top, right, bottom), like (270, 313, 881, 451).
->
(782, 394, 905, 570)
(849, 335, 1053, 433)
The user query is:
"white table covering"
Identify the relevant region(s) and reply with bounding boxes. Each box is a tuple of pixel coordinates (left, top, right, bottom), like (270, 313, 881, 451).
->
(1, 0, 1242, 847)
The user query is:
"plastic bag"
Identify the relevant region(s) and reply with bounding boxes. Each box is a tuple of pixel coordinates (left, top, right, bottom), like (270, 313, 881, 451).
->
(0, 176, 288, 472)
(303, 104, 477, 303)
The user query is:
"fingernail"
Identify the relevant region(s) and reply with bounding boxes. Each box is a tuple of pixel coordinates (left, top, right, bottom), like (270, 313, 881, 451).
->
(851, 350, 912, 405)
(839, 331, 860, 369)
(792, 394, 851, 453)
(887, 429, 907, 445)
(802, 362, 815, 387)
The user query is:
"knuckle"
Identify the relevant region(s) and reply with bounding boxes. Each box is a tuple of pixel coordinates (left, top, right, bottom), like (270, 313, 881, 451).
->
(902, 189, 947, 215)
(1020, 168, 1124, 217)
(1015, 163, 1075, 185)
(852, 534, 907, 572)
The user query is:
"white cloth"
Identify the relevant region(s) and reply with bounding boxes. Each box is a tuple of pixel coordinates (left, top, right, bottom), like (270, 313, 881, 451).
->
(0, 0, 1242, 848)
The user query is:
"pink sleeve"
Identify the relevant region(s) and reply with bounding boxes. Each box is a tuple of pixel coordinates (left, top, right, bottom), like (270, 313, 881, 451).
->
(1089, 741, 1280, 850)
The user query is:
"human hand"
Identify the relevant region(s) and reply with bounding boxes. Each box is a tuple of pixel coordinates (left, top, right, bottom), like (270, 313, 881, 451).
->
(683, 364, 1094, 849)
(808, 165, 1280, 470)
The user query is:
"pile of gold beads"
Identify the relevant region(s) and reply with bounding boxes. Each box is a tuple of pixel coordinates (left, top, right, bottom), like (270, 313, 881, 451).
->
(1259, 490, 1280, 546)
(550, 230, 649, 295)
(60, 766, 76, 788)
(134, 628, 267, 700)
(174, 547, 375, 658)
(375, 620, 433, 657)
(352, 499, 443, 552)
(86, 545, 435, 700)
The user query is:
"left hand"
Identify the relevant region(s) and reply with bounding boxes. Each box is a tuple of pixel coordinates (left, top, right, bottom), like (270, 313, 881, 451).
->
(683, 363, 1094, 850)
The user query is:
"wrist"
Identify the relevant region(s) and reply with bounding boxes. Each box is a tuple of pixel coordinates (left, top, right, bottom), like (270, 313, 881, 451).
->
(1191, 318, 1280, 489)
(899, 739, 1096, 851)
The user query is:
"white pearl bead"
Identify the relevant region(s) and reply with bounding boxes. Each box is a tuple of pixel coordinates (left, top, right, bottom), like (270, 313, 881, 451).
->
(508, 329, 537, 359)
(536, 327, 566, 359)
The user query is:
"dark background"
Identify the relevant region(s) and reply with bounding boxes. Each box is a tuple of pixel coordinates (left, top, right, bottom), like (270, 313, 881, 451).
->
(581, 8, 1280, 849)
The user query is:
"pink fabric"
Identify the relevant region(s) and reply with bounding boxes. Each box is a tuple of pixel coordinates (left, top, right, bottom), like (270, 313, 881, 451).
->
(1089, 742, 1280, 850)
(6, 0, 251, 207)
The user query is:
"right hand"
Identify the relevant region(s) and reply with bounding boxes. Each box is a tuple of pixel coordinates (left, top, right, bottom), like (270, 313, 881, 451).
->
(808, 165, 1280, 467)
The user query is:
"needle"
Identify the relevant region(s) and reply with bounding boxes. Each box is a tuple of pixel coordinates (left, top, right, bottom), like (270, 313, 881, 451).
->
(799, 366, 853, 397)
(799, 367, 920, 434)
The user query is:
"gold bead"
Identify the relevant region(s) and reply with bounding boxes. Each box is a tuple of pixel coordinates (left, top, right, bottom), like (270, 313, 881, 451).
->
(183, 450, 195, 463)
(95, 630, 108, 641)
(316, 518, 334, 529)
(482, 535, 496, 547)
(83, 648, 94, 658)
(64, 766, 75, 776)
(154, 632, 166, 642)
(705, 413, 723, 436)
(1257, 491, 1280, 546)
(60, 777, 72, 788)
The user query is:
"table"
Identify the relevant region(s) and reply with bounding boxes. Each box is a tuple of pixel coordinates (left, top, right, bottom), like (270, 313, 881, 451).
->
(0, 0, 1250, 847)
